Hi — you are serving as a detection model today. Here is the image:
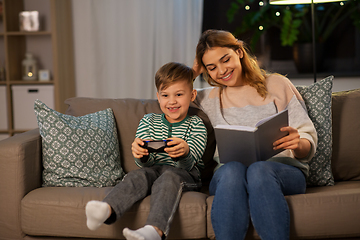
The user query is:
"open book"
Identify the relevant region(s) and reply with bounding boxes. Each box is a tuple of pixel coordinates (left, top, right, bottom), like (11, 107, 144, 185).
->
(214, 109, 289, 166)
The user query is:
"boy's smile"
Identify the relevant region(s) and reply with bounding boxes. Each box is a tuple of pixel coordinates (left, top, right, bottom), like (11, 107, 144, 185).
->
(168, 107, 179, 112)
(157, 80, 197, 123)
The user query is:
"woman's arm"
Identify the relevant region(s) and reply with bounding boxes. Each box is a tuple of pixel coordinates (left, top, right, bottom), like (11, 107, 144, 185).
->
(273, 126, 312, 159)
(268, 75, 317, 161)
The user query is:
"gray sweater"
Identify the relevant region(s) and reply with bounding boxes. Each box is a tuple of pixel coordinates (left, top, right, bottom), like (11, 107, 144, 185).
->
(195, 76, 317, 176)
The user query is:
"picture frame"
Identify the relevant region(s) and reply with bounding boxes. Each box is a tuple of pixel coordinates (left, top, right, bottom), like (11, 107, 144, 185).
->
(19, 11, 40, 32)
(38, 69, 50, 81)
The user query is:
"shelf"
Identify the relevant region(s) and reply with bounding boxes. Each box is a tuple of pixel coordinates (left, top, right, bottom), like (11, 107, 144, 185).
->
(6, 31, 52, 36)
(0, 0, 75, 139)
(9, 80, 54, 84)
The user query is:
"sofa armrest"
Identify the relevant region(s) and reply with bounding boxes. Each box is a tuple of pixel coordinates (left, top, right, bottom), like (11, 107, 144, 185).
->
(0, 129, 42, 239)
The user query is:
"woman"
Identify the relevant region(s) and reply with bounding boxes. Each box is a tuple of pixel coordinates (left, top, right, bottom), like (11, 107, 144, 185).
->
(193, 29, 317, 240)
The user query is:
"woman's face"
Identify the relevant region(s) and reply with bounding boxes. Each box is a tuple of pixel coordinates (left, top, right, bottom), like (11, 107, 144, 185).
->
(202, 47, 244, 87)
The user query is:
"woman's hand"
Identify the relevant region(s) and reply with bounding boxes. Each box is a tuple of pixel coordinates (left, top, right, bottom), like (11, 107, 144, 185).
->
(273, 126, 311, 159)
(131, 138, 149, 158)
(165, 137, 190, 158)
(192, 58, 205, 78)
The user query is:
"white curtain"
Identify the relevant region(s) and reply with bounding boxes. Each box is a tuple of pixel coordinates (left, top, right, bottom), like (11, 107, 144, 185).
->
(72, 0, 204, 99)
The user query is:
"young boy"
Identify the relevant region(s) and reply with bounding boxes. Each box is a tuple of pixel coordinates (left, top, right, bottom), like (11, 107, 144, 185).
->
(85, 62, 207, 240)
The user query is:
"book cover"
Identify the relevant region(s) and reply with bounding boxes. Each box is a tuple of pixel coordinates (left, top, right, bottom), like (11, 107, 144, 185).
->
(215, 109, 289, 166)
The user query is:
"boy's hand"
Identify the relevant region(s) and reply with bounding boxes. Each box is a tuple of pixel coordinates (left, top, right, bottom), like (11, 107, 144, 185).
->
(131, 138, 149, 158)
(165, 137, 189, 158)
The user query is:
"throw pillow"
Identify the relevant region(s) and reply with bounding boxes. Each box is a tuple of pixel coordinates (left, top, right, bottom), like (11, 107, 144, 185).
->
(296, 76, 334, 186)
(34, 99, 124, 187)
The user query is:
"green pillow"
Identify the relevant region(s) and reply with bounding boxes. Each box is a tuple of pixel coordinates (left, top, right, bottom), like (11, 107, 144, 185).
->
(296, 76, 334, 186)
(34, 100, 124, 187)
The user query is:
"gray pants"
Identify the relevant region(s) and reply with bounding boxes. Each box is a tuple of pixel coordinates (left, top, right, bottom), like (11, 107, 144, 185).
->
(103, 165, 201, 237)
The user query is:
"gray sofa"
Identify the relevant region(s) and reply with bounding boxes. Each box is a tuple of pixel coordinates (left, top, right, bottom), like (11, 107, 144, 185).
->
(0, 87, 360, 240)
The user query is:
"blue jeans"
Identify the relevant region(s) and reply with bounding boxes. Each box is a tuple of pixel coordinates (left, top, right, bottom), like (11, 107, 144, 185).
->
(209, 160, 306, 240)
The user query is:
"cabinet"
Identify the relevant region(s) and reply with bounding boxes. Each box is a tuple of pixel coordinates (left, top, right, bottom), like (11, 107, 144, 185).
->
(0, 0, 75, 137)
(12, 85, 54, 129)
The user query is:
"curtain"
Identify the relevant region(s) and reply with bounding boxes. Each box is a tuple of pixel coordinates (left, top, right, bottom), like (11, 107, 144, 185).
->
(72, 0, 204, 99)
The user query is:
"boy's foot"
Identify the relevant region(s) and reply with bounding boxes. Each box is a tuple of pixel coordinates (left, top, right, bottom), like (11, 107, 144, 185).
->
(123, 225, 161, 240)
(85, 200, 111, 231)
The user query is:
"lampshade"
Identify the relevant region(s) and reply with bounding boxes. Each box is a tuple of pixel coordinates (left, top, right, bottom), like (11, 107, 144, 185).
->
(270, 0, 344, 4)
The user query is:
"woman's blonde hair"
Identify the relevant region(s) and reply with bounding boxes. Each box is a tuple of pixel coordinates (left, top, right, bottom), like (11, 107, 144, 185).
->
(196, 29, 268, 98)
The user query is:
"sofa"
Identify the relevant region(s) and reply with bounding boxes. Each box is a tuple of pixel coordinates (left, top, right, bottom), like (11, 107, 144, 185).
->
(1, 80, 360, 240)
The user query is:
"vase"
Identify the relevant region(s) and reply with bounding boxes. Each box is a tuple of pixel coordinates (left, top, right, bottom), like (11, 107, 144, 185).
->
(293, 42, 324, 73)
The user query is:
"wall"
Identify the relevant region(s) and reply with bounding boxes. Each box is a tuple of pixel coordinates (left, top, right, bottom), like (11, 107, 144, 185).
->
(197, 76, 360, 93)
(291, 77, 360, 92)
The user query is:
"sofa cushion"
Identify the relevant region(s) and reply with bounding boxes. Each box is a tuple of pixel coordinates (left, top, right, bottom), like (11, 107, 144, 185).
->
(206, 181, 360, 239)
(296, 76, 334, 186)
(34, 100, 124, 187)
(64, 97, 217, 185)
(21, 187, 208, 239)
(331, 88, 360, 181)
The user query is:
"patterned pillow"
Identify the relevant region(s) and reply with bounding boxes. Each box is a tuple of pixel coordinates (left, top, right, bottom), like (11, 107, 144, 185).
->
(34, 99, 124, 187)
(296, 76, 334, 186)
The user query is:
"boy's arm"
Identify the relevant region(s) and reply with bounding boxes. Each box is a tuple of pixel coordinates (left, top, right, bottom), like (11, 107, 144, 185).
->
(174, 117, 207, 171)
(134, 117, 156, 168)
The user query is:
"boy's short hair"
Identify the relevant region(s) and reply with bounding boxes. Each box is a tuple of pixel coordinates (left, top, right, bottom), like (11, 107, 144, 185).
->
(155, 62, 195, 91)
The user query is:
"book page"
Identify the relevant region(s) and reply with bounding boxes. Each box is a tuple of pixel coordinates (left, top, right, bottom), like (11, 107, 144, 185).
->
(255, 109, 288, 127)
(215, 124, 256, 132)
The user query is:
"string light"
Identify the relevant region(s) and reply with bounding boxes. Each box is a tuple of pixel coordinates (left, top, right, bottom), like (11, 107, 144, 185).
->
(259, 1, 264, 6)
(245, 5, 250, 10)
(259, 26, 264, 31)
(340, 1, 344, 5)
(276, 11, 281, 16)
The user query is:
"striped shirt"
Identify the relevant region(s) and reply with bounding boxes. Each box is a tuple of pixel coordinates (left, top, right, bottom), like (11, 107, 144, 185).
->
(135, 113, 207, 177)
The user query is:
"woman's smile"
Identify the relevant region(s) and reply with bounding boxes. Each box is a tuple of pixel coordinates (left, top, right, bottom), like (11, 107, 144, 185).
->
(221, 70, 233, 81)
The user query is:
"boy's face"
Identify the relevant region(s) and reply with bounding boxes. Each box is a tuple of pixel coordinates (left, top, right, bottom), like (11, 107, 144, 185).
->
(157, 80, 197, 123)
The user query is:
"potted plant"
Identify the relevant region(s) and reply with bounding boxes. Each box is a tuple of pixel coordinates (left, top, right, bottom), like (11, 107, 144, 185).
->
(227, 0, 360, 72)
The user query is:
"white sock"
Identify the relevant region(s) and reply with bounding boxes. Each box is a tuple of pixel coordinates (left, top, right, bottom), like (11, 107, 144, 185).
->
(85, 200, 111, 231)
(123, 225, 162, 240)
